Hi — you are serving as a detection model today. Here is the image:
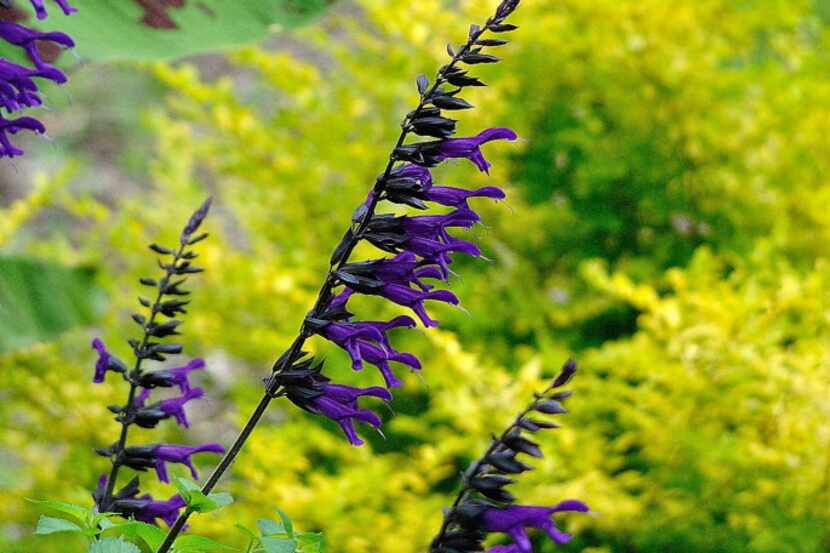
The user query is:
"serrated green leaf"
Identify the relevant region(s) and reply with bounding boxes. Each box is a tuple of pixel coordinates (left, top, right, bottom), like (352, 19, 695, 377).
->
(35, 515, 84, 535)
(27, 498, 91, 523)
(88, 537, 142, 553)
(260, 537, 297, 553)
(0, 258, 103, 353)
(45, 0, 336, 62)
(173, 534, 237, 552)
(116, 520, 167, 550)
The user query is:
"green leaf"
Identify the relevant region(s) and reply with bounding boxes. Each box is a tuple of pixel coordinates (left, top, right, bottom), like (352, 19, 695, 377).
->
(45, 0, 336, 62)
(35, 515, 83, 535)
(27, 499, 91, 523)
(88, 537, 142, 553)
(259, 537, 297, 553)
(206, 492, 234, 510)
(116, 521, 167, 550)
(0, 257, 103, 353)
(173, 535, 237, 552)
(173, 478, 234, 513)
(297, 533, 325, 553)
(234, 523, 258, 541)
(257, 518, 285, 537)
(275, 508, 294, 537)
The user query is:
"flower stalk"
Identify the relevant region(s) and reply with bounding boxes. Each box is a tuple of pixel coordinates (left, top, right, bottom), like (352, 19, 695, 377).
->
(92, 198, 224, 527)
(156, 2, 527, 550)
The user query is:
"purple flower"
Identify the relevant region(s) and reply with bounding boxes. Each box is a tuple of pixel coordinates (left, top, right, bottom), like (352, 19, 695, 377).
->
(0, 22, 74, 68)
(307, 383, 392, 445)
(480, 501, 590, 552)
(321, 316, 420, 387)
(123, 443, 225, 483)
(133, 388, 204, 428)
(114, 494, 186, 527)
(434, 128, 518, 174)
(379, 284, 459, 327)
(0, 113, 44, 157)
(91, 338, 127, 383)
(425, 185, 505, 208)
(29, 0, 77, 19)
(138, 358, 205, 393)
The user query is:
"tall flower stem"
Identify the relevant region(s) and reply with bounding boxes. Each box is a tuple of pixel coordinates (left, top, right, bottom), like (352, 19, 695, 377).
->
(155, 11, 503, 553)
(102, 242, 187, 505)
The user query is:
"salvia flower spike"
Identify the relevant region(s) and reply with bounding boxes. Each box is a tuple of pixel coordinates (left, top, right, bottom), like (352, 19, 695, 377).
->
(156, 1, 530, 549)
(429, 359, 587, 553)
(91, 198, 224, 527)
(0, 1, 76, 158)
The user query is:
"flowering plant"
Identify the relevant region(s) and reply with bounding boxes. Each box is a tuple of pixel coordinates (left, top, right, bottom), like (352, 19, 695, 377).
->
(33, 1, 588, 552)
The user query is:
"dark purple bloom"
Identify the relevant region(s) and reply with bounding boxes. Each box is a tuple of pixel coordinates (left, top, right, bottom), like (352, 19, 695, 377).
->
(123, 442, 225, 483)
(91, 338, 128, 383)
(181, 197, 213, 243)
(0, 22, 74, 68)
(307, 383, 392, 445)
(379, 284, 459, 327)
(481, 501, 590, 552)
(434, 128, 518, 173)
(29, 0, 77, 19)
(133, 387, 204, 428)
(114, 494, 186, 527)
(321, 316, 420, 387)
(425, 184, 505, 208)
(0, 113, 44, 158)
(138, 358, 205, 393)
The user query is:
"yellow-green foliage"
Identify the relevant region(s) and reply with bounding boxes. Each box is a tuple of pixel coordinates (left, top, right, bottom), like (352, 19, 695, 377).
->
(2, 1, 830, 552)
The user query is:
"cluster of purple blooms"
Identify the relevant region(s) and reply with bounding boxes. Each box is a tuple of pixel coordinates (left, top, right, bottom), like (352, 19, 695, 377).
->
(267, 1, 588, 551)
(90, 200, 225, 527)
(0, 0, 75, 157)
(75, 0, 588, 549)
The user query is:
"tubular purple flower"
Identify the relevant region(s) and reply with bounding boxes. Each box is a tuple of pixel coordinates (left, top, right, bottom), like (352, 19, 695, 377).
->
(133, 388, 204, 428)
(115, 494, 186, 527)
(123, 443, 225, 483)
(480, 501, 590, 552)
(91, 338, 126, 383)
(425, 185, 505, 208)
(433, 128, 518, 174)
(307, 383, 392, 445)
(139, 358, 206, 393)
(0, 22, 74, 68)
(0, 113, 45, 148)
(379, 284, 459, 327)
(29, 0, 77, 19)
(158, 388, 204, 428)
(92, 338, 112, 383)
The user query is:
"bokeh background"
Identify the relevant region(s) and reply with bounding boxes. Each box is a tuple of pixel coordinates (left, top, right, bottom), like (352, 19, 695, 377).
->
(2, 0, 830, 551)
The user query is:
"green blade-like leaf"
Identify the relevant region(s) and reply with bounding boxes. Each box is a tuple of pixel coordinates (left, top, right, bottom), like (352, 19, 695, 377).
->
(88, 537, 141, 553)
(0, 257, 103, 352)
(27, 499, 91, 523)
(274, 508, 294, 537)
(46, 0, 336, 62)
(35, 515, 83, 535)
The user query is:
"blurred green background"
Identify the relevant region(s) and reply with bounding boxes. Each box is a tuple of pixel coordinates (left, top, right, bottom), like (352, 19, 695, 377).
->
(2, 0, 830, 551)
